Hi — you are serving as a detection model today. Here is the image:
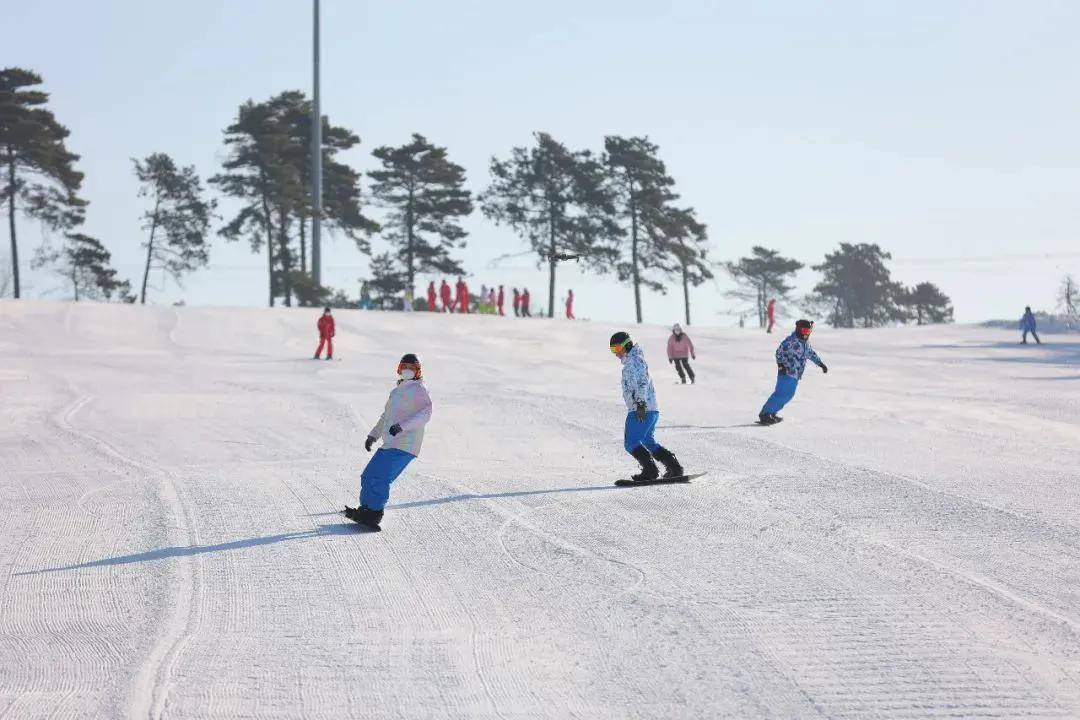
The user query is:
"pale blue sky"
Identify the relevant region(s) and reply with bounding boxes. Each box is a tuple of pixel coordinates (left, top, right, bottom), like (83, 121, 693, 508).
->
(7, 0, 1080, 324)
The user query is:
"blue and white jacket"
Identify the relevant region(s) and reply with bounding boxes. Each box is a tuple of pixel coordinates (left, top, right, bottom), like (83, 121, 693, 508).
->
(776, 333, 824, 380)
(620, 345, 659, 412)
(1020, 311, 1037, 332)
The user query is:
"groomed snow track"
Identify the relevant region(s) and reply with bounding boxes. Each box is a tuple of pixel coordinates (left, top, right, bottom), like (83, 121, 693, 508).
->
(1, 301, 1078, 719)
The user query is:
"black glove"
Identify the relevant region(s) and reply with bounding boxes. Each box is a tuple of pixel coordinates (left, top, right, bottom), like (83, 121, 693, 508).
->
(777, 363, 785, 373)
(635, 402, 647, 422)
(669, 358, 674, 364)
(364, 436, 375, 452)
(821, 364, 828, 374)
(388, 423, 402, 437)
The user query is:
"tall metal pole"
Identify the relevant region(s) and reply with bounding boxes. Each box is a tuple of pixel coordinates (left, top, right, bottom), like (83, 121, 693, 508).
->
(311, 0, 323, 288)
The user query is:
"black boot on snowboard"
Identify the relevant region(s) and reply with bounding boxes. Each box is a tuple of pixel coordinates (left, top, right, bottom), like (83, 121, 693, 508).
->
(345, 505, 384, 530)
(651, 446, 684, 479)
(630, 446, 660, 482)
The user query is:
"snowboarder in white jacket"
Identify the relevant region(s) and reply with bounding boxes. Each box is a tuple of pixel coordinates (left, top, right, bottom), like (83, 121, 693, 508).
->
(346, 353, 432, 530)
(610, 331, 683, 482)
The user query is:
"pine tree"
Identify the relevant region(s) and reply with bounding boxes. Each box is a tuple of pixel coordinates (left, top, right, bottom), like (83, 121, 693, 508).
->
(654, 206, 712, 326)
(369, 134, 472, 299)
(812, 243, 903, 328)
(482, 132, 618, 318)
(725, 247, 804, 327)
(1, 68, 86, 299)
(897, 282, 954, 325)
(31, 232, 133, 302)
(133, 153, 215, 304)
(212, 92, 375, 307)
(604, 135, 682, 324)
(367, 252, 407, 309)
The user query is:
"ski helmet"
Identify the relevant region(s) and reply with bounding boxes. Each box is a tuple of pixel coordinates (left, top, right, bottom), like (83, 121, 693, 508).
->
(609, 331, 632, 355)
(397, 353, 422, 380)
(795, 319, 814, 339)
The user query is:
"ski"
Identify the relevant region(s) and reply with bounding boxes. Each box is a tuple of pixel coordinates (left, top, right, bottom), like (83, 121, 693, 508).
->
(615, 472, 706, 487)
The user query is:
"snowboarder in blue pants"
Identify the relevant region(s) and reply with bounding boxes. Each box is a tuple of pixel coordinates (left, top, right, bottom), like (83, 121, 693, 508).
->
(610, 331, 683, 481)
(346, 353, 432, 530)
(759, 319, 828, 425)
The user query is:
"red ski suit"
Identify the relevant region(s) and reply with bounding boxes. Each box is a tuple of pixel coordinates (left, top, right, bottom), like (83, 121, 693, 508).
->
(427, 283, 437, 312)
(315, 314, 335, 359)
(456, 280, 470, 314)
(439, 281, 453, 312)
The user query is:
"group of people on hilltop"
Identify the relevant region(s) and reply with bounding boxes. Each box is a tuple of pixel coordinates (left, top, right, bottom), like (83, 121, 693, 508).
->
(423, 279, 575, 318)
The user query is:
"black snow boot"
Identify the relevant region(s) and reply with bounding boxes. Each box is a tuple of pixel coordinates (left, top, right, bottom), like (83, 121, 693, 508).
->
(652, 446, 684, 479)
(630, 446, 660, 482)
(346, 505, 384, 530)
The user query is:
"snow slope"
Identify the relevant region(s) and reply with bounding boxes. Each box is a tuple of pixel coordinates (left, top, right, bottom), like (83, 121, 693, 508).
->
(1, 300, 1078, 719)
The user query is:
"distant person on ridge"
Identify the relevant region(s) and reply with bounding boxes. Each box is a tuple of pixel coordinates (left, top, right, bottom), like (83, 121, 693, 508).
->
(521, 288, 532, 317)
(758, 319, 827, 425)
(565, 289, 575, 320)
(345, 353, 432, 531)
(610, 331, 684, 482)
(1020, 306, 1041, 344)
(439, 279, 453, 313)
(497, 285, 505, 316)
(667, 323, 696, 384)
(314, 307, 335, 361)
(766, 298, 776, 333)
(427, 282, 437, 312)
(455, 277, 470, 314)
(512, 288, 521, 317)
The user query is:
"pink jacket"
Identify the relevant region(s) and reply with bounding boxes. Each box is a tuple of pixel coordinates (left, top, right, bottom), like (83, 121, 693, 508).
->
(667, 333, 695, 360)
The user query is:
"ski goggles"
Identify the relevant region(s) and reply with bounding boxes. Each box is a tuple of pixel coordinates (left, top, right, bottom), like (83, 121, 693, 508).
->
(610, 343, 629, 355)
(796, 326, 814, 339)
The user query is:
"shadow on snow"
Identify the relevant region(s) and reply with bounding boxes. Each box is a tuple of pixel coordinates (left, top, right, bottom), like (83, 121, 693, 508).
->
(16, 523, 359, 575)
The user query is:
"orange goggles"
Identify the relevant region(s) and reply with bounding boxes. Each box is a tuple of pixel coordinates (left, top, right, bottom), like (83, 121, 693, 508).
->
(610, 344, 626, 354)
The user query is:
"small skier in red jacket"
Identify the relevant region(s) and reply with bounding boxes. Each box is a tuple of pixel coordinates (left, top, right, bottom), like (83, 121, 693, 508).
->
(426, 282, 437, 312)
(314, 307, 335, 360)
(766, 298, 776, 334)
(439, 279, 453, 313)
(565, 289, 575, 320)
(497, 285, 505, 316)
(455, 277, 470, 314)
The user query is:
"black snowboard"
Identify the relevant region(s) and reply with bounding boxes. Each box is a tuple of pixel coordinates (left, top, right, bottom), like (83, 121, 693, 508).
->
(343, 506, 382, 532)
(615, 472, 706, 487)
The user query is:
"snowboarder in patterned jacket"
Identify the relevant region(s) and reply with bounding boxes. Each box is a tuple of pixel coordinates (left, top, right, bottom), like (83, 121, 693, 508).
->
(347, 353, 433, 530)
(610, 331, 684, 482)
(758, 319, 827, 425)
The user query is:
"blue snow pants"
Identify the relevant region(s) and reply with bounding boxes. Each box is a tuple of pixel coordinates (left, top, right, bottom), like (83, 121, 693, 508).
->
(360, 448, 415, 510)
(761, 373, 799, 415)
(624, 411, 661, 455)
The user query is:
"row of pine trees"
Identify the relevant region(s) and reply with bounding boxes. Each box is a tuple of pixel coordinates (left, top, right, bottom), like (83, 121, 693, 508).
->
(3, 67, 954, 326)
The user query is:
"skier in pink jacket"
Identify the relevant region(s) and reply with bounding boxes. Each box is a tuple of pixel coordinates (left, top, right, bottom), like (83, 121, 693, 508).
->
(666, 323, 696, 384)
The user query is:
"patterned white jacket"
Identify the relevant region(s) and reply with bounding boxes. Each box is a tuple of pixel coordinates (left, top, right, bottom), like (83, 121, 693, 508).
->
(620, 345, 659, 412)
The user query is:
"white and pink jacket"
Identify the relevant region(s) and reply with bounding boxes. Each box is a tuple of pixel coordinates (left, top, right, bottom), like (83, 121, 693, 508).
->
(368, 379, 433, 457)
(667, 333, 696, 360)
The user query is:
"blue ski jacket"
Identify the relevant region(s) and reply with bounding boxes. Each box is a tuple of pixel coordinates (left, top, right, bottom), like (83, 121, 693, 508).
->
(1020, 311, 1037, 332)
(776, 332, 824, 380)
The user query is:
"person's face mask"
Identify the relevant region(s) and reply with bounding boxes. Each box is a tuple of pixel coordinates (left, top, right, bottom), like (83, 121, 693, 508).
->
(399, 369, 416, 380)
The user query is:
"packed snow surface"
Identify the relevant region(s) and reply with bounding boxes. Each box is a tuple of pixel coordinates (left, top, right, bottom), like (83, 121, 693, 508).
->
(2, 301, 1079, 719)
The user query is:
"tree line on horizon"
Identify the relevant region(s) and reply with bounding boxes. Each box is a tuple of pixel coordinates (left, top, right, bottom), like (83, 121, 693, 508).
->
(2, 65, 992, 329)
